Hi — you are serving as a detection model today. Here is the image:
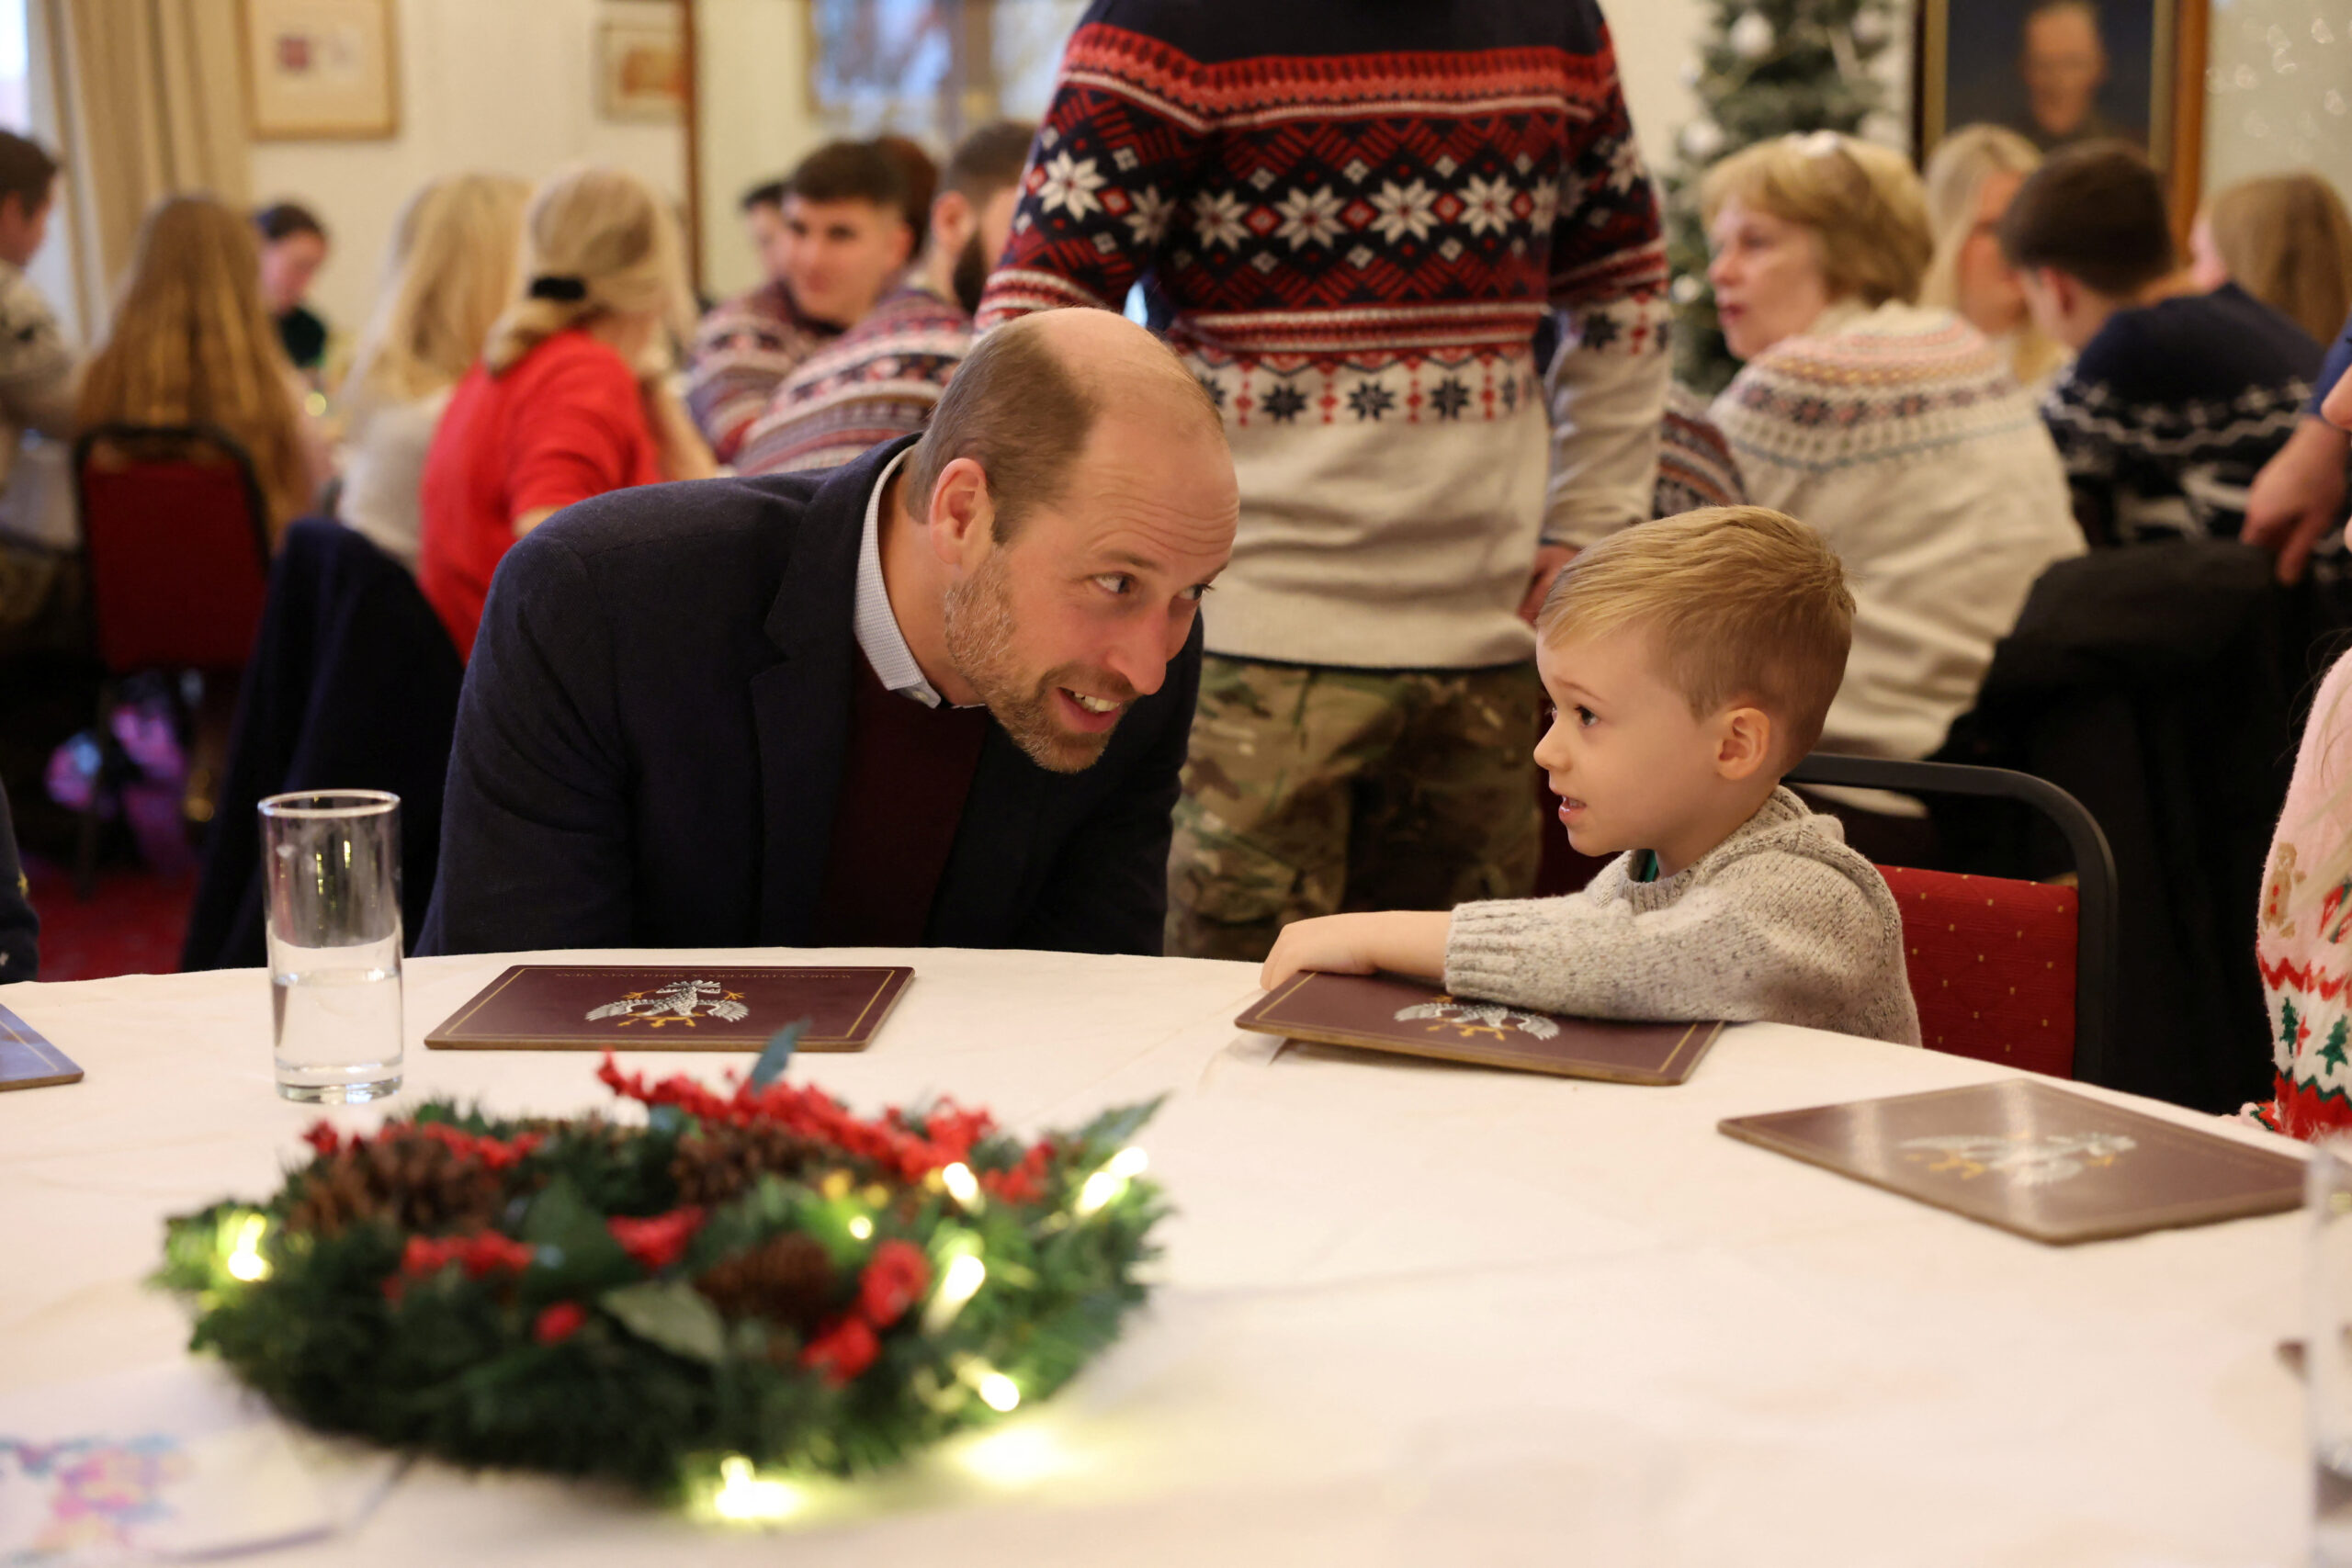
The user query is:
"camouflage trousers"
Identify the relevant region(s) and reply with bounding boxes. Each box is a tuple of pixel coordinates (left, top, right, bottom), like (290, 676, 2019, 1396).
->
(1167, 657, 1544, 963)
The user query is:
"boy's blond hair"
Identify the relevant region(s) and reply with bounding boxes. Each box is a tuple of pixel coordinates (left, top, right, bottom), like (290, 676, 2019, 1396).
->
(1700, 131, 1933, 309)
(1537, 506, 1854, 762)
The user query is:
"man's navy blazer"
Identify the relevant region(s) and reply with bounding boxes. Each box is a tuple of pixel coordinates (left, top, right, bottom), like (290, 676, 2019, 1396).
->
(415, 436, 1201, 957)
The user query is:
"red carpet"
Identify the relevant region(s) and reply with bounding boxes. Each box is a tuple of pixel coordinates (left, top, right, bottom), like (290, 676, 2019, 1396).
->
(22, 853, 194, 981)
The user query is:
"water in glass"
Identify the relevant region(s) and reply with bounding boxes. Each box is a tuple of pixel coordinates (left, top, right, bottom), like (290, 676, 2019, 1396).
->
(260, 790, 403, 1102)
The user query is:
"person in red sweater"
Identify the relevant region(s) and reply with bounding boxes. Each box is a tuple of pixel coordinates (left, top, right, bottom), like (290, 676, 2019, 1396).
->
(418, 165, 715, 658)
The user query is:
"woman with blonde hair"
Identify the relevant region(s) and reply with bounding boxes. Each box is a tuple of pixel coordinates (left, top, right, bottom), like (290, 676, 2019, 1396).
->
(2191, 171, 2352, 348)
(418, 164, 715, 657)
(1700, 131, 2080, 827)
(77, 194, 332, 536)
(336, 174, 527, 570)
(1921, 124, 2067, 392)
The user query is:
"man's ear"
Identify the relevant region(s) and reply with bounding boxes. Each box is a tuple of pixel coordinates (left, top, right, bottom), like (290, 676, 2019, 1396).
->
(924, 456, 997, 570)
(1716, 705, 1774, 783)
(930, 190, 975, 258)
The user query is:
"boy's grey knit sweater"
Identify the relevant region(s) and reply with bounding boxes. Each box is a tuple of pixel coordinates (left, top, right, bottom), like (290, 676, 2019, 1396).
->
(1445, 786, 1923, 1046)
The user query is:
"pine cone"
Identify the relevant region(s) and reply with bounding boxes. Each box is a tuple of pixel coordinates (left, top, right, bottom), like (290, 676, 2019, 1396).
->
(670, 1122, 830, 1207)
(282, 1132, 506, 1237)
(695, 1233, 839, 1331)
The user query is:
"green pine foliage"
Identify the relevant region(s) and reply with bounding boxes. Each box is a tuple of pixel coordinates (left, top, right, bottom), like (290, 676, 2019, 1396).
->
(1662, 0, 1902, 394)
(153, 1073, 1168, 1507)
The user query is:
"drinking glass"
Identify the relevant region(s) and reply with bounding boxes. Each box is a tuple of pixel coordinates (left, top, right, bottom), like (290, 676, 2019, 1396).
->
(260, 790, 402, 1102)
(2312, 1138, 2352, 1563)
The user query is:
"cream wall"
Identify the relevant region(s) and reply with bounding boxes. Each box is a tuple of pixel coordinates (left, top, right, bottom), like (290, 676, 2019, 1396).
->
(245, 0, 685, 344)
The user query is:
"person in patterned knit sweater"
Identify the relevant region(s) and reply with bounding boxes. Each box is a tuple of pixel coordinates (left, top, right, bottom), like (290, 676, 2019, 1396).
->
(738, 122, 1035, 478)
(977, 0, 1670, 963)
(2001, 141, 2323, 546)
(685, 142, 917, 465)
(1701, 133, 2081, 792)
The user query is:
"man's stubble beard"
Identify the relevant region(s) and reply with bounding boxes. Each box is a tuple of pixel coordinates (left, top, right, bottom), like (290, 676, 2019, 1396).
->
(941, 547, 1126, 774)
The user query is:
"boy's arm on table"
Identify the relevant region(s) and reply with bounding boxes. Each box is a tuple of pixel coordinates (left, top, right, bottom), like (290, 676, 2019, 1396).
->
(1442, 856, 1883, 1024)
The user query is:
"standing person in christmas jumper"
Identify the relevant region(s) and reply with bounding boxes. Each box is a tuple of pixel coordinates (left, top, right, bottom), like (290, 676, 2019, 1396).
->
(978, 0, 1671, 964)
(2001, 141, 2322, 547)
(1261, 506, 1920, 1047)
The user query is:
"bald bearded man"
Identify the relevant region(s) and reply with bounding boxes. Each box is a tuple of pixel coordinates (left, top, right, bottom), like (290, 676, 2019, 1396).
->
(418, 310, 1238, 956)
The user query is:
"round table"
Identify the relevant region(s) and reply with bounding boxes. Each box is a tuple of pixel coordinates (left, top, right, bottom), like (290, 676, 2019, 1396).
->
(0, 947, 2308, 1565)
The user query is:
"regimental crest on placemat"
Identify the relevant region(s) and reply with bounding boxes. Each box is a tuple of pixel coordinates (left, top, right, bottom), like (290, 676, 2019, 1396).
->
(585, 979, 751, 1028)
(1394, 995, 1562, 1042)
(1720, 1078, 2302, 1244)
(1900, 1131, 2137, 1187)
(1232, 971, 1720, 1085)
(424, 965, 913, 1053)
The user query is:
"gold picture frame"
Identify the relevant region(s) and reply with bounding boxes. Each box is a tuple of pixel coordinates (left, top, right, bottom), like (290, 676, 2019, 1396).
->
(241, 0, 400, 141)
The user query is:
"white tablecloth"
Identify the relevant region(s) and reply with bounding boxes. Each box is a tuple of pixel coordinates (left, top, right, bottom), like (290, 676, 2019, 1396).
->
(0, 948, 2310, 1566)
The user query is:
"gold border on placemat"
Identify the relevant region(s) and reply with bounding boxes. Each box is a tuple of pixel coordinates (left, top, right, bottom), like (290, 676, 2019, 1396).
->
(1719, 1079, 2304, 1245)
(1235, 975, 1722, 1086)
(424, 966, 913, 1053)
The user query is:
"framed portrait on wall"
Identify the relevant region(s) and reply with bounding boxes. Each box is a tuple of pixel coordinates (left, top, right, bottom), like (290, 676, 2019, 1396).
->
(241, 0, 399, 141)
(1917, 0, 2209, 224)
(598, 8, 688, 123)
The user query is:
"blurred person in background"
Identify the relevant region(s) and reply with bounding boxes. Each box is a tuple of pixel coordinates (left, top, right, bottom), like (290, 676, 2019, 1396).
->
(686, 141, 922, 464)
(738, 120, 1033, 477)
(740, 179, 793, 287)
(336, 174, 529, 572)
(2004, 142, 2321, 545)
(79, 195, 333, 538)
(417, 165, 713, 660)
(1702, 131, 2079, 841)
(1922, 124, 2067, 394)
(0, 130, 77, 644)
(254, 201, 332, 378)
(2190, 171, 2352, 349)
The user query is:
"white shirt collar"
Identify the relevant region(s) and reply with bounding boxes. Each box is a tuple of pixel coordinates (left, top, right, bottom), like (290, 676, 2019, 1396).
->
(854, 447, 946, 708)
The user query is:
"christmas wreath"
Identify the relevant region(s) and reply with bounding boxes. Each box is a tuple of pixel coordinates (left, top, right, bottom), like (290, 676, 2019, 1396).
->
(154, 1041, 1166, 1515)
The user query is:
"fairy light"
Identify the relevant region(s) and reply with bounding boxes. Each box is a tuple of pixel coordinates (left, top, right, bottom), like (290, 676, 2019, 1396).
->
(1075, 1147, 1148, 1217)
(976, 1371, 1022, 1414)
(939, 1162, 981, 1208)
(846, 1215, 874, 1241)
(926, 1250, 987, 1330)
(709, 1455, 802, 1522)
(224, 1213, 271, 1282)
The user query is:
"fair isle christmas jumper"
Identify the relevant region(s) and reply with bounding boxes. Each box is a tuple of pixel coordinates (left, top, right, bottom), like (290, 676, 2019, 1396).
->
(976, 0, 1669, 671)
(2253, 649, 2352, 1140)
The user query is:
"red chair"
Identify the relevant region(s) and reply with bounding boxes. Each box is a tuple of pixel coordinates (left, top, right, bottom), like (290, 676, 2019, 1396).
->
(1788, 753, 2119, 1085)
(1877, 865, 2079, 1077)
(69, 423, 273, 894)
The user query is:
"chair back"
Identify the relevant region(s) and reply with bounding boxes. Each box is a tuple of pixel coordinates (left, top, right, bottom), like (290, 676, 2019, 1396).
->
(74, 423, 272, 675)
(1880, 864, 2078, 1077)
(1787, 752, 2120, 1083)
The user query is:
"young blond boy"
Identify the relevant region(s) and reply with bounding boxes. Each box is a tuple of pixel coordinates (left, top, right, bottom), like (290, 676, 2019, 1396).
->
(1260, 506, 1923, 1046)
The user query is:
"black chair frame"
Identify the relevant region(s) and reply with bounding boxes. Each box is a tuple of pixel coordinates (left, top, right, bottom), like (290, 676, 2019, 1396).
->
(1787, 752, 2120, 1085)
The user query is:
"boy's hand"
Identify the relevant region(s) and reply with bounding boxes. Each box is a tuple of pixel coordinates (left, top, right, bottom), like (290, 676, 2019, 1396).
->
(1259, 911, 1453, 992)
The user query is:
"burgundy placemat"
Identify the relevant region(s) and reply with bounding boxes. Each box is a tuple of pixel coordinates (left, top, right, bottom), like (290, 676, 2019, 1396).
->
(1720, 1077, 2305, 1244)
(425, 965, 912, 1053)
(1237, 971, 1721, 1086)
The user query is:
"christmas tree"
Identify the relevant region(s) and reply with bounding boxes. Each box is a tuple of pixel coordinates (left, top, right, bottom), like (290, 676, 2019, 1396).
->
(1662, 0, 1904, 395)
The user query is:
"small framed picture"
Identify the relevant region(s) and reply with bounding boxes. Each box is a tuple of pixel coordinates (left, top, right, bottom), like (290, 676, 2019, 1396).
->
(241, 0, 399, 141)
(598, 11, 688, 124)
